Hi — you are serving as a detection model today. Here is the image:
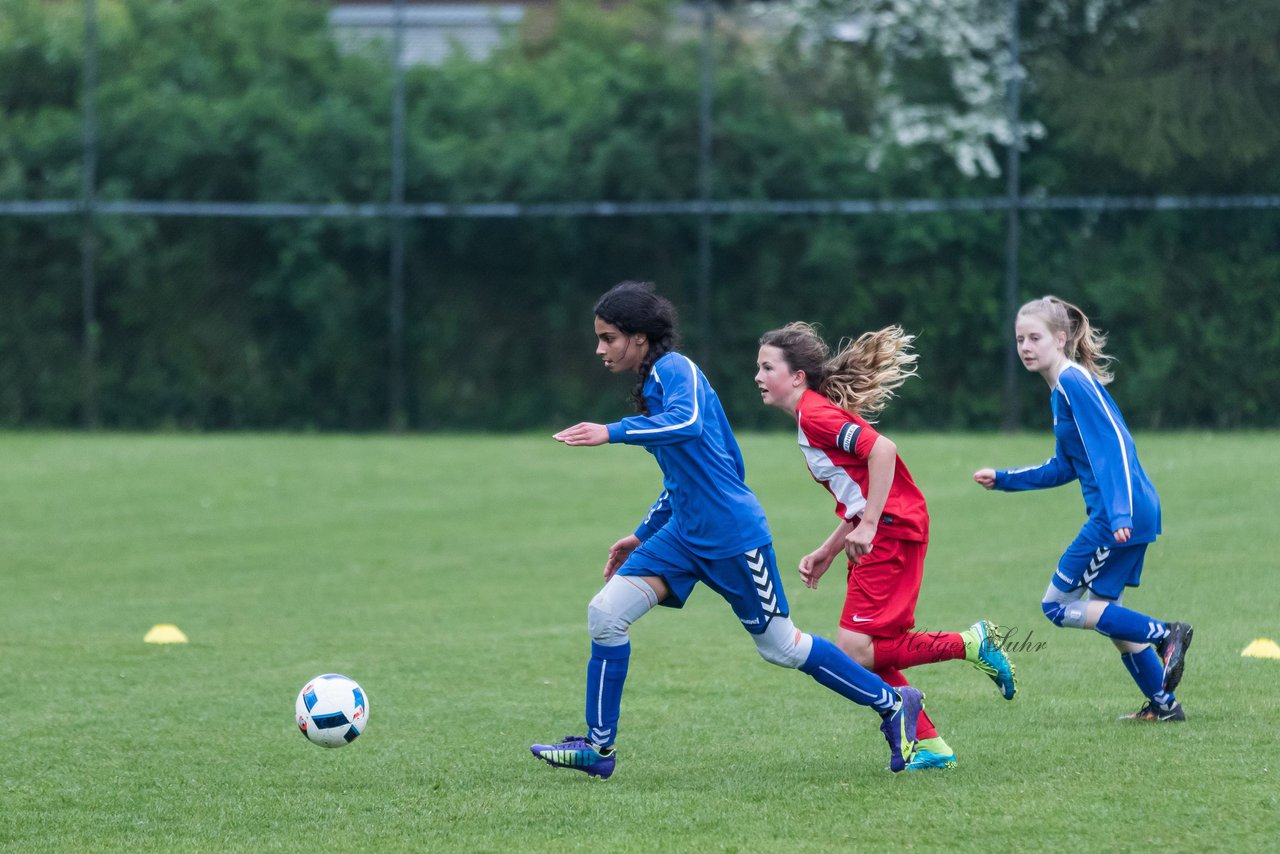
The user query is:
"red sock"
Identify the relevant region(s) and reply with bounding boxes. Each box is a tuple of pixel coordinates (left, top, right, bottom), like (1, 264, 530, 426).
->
(873, 632, 966, 670)
(877, 667, 938, 740)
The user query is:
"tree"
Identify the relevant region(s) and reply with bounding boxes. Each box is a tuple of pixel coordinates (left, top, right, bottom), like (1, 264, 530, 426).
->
(744, 0, 1041, 177)
(1029, 0, 1280, 184)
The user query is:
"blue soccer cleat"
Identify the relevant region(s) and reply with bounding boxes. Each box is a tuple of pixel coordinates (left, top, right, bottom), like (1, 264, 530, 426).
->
(963, 619, 1017, 700)
(880, 687, 923, 773)
(530, 735, 616, 779)
(906, 736, 956, 771)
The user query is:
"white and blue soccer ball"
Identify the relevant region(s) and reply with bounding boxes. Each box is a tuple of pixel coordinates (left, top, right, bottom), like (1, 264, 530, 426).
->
(296, 673, 369, 748)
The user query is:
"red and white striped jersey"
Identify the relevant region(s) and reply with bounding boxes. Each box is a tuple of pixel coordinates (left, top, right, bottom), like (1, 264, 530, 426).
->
(795, 389, 929, 542)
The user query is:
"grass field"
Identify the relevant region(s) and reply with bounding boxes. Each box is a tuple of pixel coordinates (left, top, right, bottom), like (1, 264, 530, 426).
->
(2, 431, 1277, 852)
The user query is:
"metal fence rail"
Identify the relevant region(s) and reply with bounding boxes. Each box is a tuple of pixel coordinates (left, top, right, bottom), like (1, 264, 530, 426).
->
(6, 195, 1280, 219)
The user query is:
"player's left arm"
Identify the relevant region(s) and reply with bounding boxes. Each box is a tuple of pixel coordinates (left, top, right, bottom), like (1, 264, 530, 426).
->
(844, 434, 895, 560)
(1065, 371, 1135, 539)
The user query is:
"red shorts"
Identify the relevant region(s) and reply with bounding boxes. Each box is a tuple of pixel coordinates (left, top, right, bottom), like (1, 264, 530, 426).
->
(839, 536, 926, 637)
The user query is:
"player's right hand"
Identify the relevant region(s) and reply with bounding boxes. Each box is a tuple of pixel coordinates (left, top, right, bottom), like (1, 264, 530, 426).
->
(798, 550, 834, 590)
(554, 422, 609, 446)
(973, 468, 996, 489)
(604, 534, 641, 580)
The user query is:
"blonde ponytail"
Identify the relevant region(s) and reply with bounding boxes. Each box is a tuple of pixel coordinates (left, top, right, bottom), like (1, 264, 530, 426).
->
(1019, 296, 1114, 383)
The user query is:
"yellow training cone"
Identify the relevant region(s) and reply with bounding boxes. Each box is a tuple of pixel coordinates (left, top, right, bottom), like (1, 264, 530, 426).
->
(144, 624, 189, 644)
(1241, 638, 1280, 660)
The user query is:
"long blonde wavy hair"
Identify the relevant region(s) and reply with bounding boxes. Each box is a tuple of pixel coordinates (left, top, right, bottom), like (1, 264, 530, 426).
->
(759, 321, 918, 420)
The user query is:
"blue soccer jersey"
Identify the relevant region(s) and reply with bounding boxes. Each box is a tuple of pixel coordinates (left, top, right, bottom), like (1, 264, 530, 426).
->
(605, 351, 772, 559)
(995, 362, 1161, 545)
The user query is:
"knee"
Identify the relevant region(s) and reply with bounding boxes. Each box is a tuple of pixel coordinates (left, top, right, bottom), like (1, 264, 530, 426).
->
(587, 591, 626, 645)
(1041, 598, 1088, 629)
(756, 641, 804, 669)
(1041, 599, 1066, 627)
(587, 576, 660, 646)
(754, 617, 811, 669)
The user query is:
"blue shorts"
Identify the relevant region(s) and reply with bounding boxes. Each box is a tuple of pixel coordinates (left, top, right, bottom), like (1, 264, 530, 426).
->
(1051, 531, 1148, 600)
(618, 525, 787, 635)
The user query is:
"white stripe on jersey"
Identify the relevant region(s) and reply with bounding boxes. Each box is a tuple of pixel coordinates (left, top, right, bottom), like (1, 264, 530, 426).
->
(1005, 459, 1054, 475)
(624, 353, 700, 436)
(798, 423, 867, 520)
(640, 490, 669, 526)
(1059, 362, 1133, 515)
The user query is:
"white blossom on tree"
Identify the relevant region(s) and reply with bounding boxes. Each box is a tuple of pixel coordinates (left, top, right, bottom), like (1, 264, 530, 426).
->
(743, 0, 1080, 177)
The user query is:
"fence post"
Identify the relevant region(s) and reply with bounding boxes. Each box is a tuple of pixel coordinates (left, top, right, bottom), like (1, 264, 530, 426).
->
(696, 0, 714, 371)
(388, 0, 408, 432)
(1001, 0, 1023, 431)
(80, 0, 100, 430)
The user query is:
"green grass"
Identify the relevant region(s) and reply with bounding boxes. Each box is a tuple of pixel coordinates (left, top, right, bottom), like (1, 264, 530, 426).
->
(2, 431, 1277, 852)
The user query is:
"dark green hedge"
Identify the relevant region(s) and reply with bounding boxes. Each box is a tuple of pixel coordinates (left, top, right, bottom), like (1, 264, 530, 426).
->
(2, 0, 1277, 430)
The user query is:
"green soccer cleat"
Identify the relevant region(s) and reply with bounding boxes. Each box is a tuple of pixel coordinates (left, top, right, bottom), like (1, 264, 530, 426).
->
(906, 737, 956, 771)
(962, 620, 1017, 700)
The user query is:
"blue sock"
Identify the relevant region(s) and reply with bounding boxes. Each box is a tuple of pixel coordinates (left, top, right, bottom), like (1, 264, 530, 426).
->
(585, 641, 629, 748)
(799, 634, 898, 714)
(1120, 647, 1175, 706)
(1095, 603, 1168, 644)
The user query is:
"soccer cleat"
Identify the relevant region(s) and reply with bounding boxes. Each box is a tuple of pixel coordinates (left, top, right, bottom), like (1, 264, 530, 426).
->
(963, 620, 1018, 700)
(906, 736, 956, 771)
(1156, 621, 1193, 695)
(530, 735, 616, 779)
(879, 687, 923, 773)
(1120, 701, 1186, 722)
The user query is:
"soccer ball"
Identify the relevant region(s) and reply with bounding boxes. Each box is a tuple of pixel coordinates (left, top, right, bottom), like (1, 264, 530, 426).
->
(296, 673, 369, 748)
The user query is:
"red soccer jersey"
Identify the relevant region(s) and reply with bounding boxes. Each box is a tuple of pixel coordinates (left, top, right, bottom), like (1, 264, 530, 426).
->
(795, 389, 929, 542)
